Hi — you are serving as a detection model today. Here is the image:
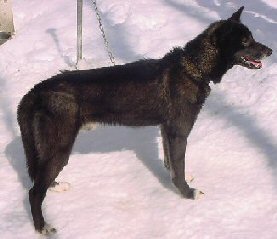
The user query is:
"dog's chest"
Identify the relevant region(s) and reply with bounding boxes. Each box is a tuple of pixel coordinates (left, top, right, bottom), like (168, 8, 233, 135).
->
(179, 80, 210, 106)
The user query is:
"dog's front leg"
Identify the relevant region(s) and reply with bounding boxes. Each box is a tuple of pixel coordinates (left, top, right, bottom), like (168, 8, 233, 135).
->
(160, 125, 171, 170)
(164, 126, 203, 199)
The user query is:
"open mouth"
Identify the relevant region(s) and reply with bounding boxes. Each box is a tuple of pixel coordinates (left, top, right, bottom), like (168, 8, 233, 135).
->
(240, 56, 262, 69)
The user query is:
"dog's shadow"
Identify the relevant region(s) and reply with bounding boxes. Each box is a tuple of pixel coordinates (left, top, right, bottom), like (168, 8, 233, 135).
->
(5, 126, 173, 193)
(74, 126, 172, 188)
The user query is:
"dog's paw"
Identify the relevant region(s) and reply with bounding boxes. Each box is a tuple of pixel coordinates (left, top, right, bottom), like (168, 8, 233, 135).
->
(49, 181, 71, 192)
(192, 189, 204, 200)
(181, 188, 204, 200)
(40, 223, 57, 235)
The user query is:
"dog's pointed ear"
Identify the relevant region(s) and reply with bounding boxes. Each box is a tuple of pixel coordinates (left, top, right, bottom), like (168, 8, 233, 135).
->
(229, 6, 244, 22)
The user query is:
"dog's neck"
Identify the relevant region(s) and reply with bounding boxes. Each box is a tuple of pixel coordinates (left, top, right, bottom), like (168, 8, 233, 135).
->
(182, 55, 229, 84)
(181, 34, 230, 84)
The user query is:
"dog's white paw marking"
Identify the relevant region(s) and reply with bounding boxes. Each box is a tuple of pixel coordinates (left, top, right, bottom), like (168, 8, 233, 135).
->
(193, 189, 204, 200)
(41, 223, 57, 235)
(185, 174, 194, 183)
(49, 182, 71, 192)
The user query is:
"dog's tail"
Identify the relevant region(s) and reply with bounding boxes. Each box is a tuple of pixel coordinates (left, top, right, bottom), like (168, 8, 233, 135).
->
(17, 91, 38, 181)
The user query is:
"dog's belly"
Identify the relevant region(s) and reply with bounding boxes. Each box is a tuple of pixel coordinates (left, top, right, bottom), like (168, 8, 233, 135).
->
(81, 105, 162, 126)
(108, 114, 161, 126)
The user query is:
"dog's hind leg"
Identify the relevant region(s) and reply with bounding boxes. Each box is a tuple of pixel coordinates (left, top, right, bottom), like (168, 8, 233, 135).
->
(29, 150, 73, 234)
(29, 109, 79, 234)
(161, 125, 171, 170)
(29, 148, 74, 234)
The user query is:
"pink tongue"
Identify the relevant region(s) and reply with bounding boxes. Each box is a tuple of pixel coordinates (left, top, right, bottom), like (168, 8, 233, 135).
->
(251, 60, 262, 68)
(246, 57, 262, 68)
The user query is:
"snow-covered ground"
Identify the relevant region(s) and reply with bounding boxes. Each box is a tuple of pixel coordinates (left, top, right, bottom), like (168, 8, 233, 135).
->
(0, 0, 277, 238)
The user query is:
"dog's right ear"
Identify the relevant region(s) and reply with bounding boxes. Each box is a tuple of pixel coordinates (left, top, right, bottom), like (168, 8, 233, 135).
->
(228, 6, 244, 22)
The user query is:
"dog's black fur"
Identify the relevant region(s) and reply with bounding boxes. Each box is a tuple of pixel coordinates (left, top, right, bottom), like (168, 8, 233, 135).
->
(17, 7, 272, 234)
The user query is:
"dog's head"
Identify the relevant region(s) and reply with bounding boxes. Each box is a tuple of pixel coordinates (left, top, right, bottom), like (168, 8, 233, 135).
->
(212, 6, 272, 69)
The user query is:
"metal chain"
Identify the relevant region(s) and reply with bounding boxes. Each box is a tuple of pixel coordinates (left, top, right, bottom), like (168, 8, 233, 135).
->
(92, 0, 116, 65)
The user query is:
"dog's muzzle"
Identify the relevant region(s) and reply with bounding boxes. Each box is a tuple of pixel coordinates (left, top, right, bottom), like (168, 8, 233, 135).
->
(239, 44, 272, 69)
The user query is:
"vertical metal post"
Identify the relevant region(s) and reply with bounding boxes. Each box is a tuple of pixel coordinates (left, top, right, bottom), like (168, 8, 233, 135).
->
(77, 0, 83, 65)
(0, 0, 15, 45)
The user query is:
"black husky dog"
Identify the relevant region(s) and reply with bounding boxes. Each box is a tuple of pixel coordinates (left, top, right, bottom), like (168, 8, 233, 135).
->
(17, 7, 272, 234)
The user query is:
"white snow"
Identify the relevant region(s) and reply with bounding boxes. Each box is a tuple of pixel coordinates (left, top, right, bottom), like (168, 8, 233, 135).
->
(0, 0, 277, 238)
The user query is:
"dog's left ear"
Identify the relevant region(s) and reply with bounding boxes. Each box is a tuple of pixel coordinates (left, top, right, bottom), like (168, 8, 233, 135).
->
(228, 6, 244, 22)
